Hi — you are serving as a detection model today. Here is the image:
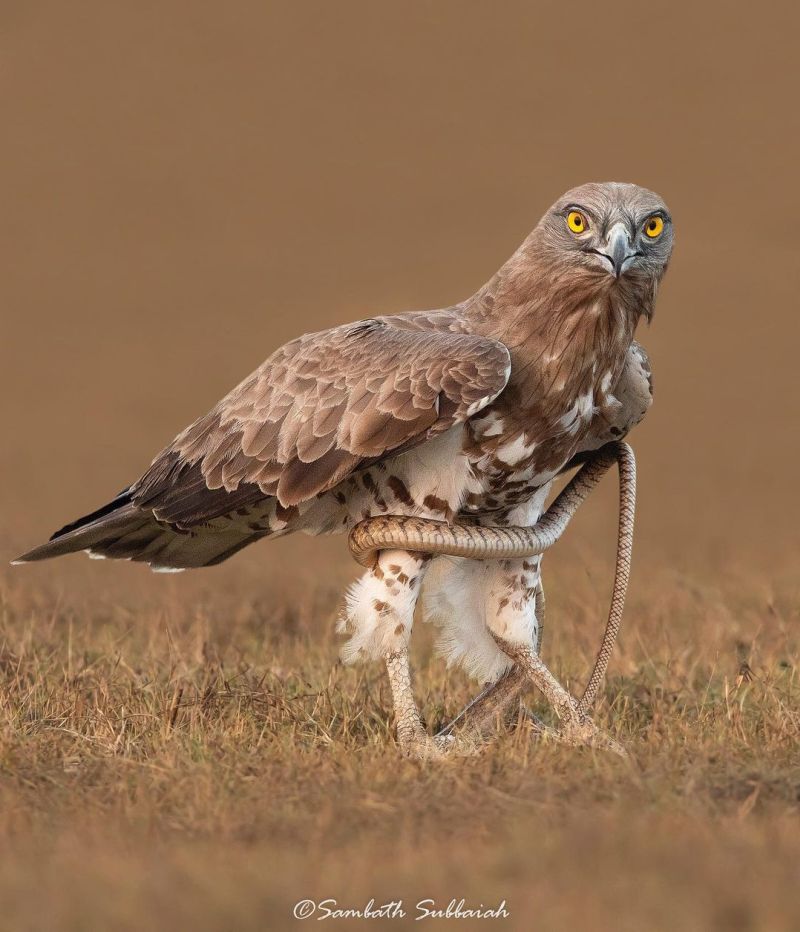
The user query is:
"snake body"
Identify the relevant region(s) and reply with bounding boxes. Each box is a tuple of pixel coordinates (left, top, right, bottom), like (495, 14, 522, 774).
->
(348, 440, 637, 712)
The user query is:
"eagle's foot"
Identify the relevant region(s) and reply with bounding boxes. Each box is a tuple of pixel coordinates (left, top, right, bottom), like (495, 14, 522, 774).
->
(384, 648, 483, 760)
(492, 636, 626, 757)
(560, 718, 627, 757)
(386, 647, 453, 761)
(523, 706, 627, 757)
(397, 729, 451, 761)
(395, 729, 483, 760)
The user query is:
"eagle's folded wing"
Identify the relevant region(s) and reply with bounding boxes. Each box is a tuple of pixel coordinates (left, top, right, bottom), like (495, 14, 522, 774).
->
(131, 317, 512, 525)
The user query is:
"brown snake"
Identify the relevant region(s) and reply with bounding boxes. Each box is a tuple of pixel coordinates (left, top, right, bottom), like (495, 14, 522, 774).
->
(348, 440, 636, 714)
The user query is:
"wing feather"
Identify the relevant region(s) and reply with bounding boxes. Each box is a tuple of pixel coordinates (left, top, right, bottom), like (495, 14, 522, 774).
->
(131, 315, 511, 521)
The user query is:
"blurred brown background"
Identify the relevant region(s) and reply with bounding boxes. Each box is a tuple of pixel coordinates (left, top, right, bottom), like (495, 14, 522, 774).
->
(2, 0, 798, 586)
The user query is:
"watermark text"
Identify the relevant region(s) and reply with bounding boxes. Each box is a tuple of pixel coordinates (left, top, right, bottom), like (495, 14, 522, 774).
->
(293, 898, 510, 921)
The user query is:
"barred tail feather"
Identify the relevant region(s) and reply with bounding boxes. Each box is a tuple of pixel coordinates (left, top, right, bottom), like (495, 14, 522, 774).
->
(13, 492, 267, 570)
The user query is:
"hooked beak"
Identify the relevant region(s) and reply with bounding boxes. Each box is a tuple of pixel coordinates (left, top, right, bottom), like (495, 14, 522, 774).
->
(594, 223, 639, 279)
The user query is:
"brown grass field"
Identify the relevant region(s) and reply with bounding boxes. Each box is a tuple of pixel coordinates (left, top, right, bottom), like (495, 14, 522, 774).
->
(1, 555, 799, 930)
(2, 2, 799, 930)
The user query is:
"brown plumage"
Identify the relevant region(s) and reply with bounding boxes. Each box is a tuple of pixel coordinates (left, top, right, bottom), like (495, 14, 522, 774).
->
(134, 317, 511, 519)
(15, 182, 672, 572)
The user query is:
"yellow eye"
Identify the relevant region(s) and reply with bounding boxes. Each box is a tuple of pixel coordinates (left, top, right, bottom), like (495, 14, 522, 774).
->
(644, 215, 664, 238)
(567, 210, 588, 234)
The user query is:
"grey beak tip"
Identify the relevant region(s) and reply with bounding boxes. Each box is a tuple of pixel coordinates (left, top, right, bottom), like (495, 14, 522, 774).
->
(604, 224, 634, 279)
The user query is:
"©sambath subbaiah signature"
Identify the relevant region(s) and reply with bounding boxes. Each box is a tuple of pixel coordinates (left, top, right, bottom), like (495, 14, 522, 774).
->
(293, 898, 510, 921)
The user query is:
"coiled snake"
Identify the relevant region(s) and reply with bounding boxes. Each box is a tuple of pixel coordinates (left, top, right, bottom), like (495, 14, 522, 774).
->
(349, 440, 636, 715)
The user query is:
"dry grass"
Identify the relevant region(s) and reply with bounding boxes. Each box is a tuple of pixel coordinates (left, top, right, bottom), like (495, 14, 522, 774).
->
(1, 553, 797, 931)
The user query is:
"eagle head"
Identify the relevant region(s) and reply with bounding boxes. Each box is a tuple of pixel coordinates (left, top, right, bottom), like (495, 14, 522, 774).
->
(539, 181, 673, 294)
